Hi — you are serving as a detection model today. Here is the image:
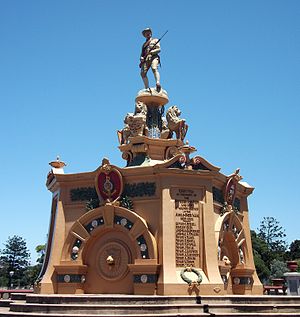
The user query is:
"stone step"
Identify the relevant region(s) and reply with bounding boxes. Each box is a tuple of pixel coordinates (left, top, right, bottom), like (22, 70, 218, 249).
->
(9, 302, 300, 315)
(11, 293, 28, 301)
(0, 299, 12, 307)
(10, 302, 206, 314)
(24, 294, 300, 305)
(1, 312, 300, 317)
(4, 294, 300, 317)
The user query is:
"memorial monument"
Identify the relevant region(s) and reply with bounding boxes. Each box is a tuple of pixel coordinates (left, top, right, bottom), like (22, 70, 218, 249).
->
(37, 28, 263, 296)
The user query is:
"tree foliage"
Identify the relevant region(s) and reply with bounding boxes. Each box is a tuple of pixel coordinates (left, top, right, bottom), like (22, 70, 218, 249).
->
(270, 259, 288, 279)
(35, 244, 46, 265)
(258, 217, 287, 257)
(251, 217, 294, 283)
(251, 230, 270, 283)
(287, 240, 300, 260)
(0, 235, 30, 287)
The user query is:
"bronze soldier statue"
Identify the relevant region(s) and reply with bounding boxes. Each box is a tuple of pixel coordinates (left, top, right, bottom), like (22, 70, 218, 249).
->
(140, 28, 162, 92)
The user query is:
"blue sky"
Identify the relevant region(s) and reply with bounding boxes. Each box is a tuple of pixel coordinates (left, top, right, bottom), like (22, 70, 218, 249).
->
(0, 0, 299, 263)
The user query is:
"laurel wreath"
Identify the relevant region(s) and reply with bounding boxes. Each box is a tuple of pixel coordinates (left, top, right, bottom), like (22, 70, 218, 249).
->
(180, 267, 202, 286)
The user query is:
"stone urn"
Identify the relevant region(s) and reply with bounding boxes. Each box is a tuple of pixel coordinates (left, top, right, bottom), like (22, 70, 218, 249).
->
(287, 261, 298, 272)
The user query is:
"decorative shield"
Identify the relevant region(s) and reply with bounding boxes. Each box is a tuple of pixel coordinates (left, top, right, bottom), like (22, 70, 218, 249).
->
(224, 178, 236, 206)
(95, 164, 123, 203)
(224, 169, 242, 206)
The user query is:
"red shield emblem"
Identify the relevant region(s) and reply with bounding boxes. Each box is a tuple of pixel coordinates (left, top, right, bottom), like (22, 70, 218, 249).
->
(95, 165, 123, 202)
(224, 178, 236, 206)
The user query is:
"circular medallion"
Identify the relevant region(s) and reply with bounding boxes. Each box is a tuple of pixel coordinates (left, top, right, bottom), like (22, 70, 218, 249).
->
(140, 243, 147, 252)
(97, 241, 131, 281)
(120, 218, 127, 226)
(64, 274, 71, 283)
(233, 277, 240, 285)
(92, 220, 98, 228)
(140, 274, 148, 283)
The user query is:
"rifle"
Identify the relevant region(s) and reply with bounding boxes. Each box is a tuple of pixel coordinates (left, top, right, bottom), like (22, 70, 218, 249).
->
(139, 30, 168, 68)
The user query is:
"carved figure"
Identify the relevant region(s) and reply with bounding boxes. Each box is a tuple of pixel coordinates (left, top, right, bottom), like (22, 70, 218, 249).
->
(134, 101, 148, 116)
(160, 119, 170, 139)
(120, 101, 148, 144)
(166, 105, 188, 140)
(222, 255, 231, 266)
(140, 28, 161, 92)
(120, 118, 131, 144)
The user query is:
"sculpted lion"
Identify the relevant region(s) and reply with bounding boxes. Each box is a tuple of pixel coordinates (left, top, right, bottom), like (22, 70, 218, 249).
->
(166, 105, 188, 140)
(119, 101, 149, 144)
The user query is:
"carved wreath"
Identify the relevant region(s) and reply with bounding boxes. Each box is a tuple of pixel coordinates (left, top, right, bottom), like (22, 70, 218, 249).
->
(180, 267, 202, 286)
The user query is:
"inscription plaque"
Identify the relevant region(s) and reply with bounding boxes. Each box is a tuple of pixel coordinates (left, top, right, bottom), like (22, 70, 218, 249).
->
(175, 197, 201, 268)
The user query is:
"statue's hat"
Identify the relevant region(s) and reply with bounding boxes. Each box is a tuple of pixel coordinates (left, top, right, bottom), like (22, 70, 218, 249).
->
(142, 28, 152, 36)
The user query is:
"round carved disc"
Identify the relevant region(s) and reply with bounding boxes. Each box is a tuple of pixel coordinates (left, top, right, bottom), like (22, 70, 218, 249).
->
(97, 240, 131, 281)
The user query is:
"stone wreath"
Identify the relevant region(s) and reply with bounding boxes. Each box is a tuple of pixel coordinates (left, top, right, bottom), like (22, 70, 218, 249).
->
(180, 267, 202, 286)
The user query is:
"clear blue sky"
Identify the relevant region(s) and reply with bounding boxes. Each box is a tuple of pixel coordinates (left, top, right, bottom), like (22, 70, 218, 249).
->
(0, 0, 299, 263)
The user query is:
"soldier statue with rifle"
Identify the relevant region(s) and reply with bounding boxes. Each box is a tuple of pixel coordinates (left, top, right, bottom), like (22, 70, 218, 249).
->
(140, 28, 167, 92)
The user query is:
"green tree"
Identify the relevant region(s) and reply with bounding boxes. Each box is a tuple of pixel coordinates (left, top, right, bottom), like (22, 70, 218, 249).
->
(35, 244, 46, 265)
(270, 259, 288, 279)
(251, 230, 270, 283)
(23, 244, 46, 287)
(258, 217, 287, 258)
(270, 259, 288, 278)
(0, 235, 30, 288)
(287, 240, 300, 260)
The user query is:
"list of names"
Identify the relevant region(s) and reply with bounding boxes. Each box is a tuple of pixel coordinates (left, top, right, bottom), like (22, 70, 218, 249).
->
(175, 199, 200, 267)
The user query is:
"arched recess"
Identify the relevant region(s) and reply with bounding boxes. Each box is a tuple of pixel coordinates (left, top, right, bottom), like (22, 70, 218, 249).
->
(215, 211, 248, 283)
(59, 204, 158, 294)
(62, 204, 158, 264)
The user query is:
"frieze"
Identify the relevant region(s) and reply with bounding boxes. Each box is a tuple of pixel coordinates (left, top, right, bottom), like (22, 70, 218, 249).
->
(133, 274, 158, 284)
(123, 182, 156, 198)
(57, 274, 85, 283)
(232, 276, 253, 285)
(70, 183, 154, 205)
(70, 187, 98, 202)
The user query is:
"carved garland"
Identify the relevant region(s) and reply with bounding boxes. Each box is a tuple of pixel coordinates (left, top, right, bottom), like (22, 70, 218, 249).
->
(180, 267, 202, 286)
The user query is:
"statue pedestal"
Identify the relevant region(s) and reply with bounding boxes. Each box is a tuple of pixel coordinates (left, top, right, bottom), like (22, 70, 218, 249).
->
(119, 136, 184, 165)
(136, 88, 169, 106)
(136, 88, 169, 139)
(284, 272, 300, 295)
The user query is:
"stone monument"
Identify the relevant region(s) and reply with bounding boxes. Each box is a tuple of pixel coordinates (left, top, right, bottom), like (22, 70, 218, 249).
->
(36, 29, 263, 296)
